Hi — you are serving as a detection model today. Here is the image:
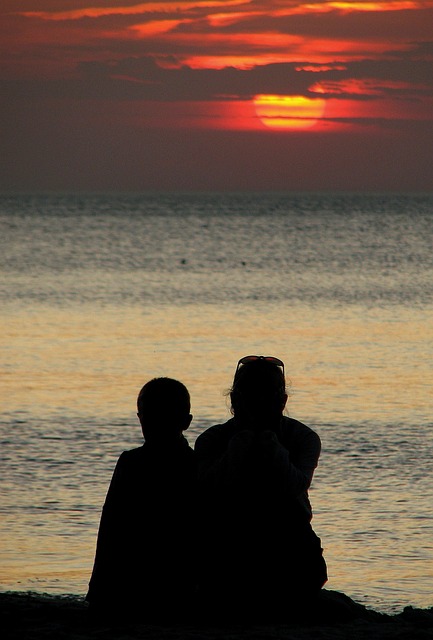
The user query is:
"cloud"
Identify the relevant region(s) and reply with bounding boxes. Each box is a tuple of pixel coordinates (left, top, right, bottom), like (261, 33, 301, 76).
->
(2, 1, 433, 190)
(3, 0, 431, 86)
(23, 36, 431, 104)
(15, 1, 248, 21)
(312, 78, 432, 98)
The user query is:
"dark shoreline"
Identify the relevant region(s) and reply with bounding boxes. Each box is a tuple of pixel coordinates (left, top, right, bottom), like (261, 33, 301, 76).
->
(2, 590, 433, 640)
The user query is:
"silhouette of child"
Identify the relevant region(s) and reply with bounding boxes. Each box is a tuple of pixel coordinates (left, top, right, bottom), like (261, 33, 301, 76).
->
(87, 378, 196, 620)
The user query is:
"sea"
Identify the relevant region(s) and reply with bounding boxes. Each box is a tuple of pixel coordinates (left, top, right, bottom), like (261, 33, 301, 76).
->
(1, 192, 432, 615)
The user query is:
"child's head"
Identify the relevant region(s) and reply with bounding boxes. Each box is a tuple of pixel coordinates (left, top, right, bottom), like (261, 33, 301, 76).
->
(137, 377, 192, 443)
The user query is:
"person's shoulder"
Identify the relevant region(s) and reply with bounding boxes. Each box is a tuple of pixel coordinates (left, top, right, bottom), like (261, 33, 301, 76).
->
(107, 446, 146, 486)
(116, 445, 146, 465)
(281, 416, 321, 445)
(194, 419, 235, 450)
(121, 444, 145, 456)
(116, 442, 194, 476)
(196, 419, 235, 439)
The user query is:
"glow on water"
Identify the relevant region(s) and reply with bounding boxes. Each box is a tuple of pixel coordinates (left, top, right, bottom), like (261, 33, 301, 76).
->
(2, 302, 431, 423)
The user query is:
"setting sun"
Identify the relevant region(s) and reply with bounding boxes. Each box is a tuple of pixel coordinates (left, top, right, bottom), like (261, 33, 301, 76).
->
(254, 95, 326, 130)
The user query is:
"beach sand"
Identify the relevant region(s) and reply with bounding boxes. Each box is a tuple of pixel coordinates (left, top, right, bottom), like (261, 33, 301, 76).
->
(2, 590, 433, 640)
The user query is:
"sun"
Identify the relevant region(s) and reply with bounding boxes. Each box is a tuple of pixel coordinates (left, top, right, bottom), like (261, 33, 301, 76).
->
(254, 94, 326, 130)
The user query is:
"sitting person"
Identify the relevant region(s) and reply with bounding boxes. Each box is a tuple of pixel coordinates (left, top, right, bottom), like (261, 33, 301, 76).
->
(195, 355, 327, 620)
(86, 377, 196, 620)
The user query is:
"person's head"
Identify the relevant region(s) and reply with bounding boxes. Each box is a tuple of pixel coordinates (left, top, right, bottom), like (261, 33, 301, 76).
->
(137, 377, 192, 443)
(230, 355, 288, 425)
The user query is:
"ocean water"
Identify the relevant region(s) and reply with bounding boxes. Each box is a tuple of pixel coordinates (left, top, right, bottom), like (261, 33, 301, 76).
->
(1, 192, 432, 614)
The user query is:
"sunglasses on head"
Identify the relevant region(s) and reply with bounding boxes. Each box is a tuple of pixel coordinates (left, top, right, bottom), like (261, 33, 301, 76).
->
(236, 355, 285, 375)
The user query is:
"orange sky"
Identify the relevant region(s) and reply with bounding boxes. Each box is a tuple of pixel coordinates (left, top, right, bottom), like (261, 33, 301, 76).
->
(1, 0, 433, 190)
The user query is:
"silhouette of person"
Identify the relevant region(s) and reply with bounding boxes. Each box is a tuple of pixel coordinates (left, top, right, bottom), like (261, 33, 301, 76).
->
(195, 355, 327, 620)
(86, 377, 196, 620)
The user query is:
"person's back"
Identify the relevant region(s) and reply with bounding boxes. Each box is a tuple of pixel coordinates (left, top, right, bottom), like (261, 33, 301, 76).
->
(87, 378, 196, 620)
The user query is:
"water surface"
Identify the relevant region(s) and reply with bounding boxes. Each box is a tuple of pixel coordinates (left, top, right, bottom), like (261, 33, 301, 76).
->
(1, 192, 432, 613)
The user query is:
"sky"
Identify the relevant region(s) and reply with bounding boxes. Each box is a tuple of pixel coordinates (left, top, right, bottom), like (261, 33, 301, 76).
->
(1, 0, 433, 192)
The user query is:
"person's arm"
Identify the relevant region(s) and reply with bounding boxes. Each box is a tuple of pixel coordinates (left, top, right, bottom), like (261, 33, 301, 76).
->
(258, 425, 320, 498)
(195, 424, 255, 491)
(87, 453, 127, 599)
